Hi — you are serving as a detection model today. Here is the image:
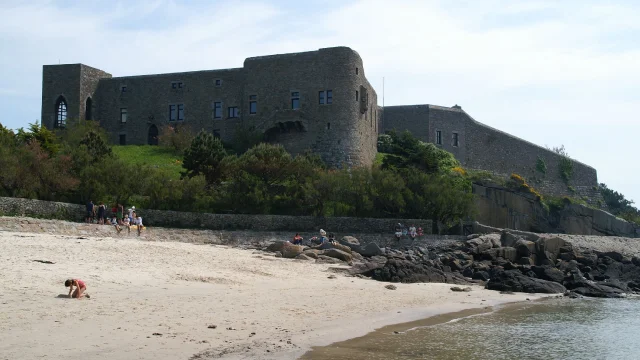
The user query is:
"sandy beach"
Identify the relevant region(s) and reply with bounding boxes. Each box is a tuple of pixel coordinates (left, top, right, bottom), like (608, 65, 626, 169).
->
(0, 218, 550, 359)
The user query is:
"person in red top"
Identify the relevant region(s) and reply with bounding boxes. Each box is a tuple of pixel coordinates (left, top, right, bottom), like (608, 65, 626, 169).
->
(292, 233, 303, 245)
(65, 279, 90, 299)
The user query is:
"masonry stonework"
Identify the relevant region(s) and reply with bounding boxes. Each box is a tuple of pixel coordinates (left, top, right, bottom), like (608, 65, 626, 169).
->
(42, 46, 599, 201)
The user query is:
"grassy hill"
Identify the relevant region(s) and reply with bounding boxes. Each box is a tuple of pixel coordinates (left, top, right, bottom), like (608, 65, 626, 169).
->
(112, 145, 183, 179)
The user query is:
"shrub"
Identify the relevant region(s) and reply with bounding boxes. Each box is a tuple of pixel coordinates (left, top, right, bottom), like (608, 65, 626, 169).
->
(536, 156, 547, 174)
(159, 123, 197, 154)
(181, 130, 227, 184)
(559, 157, 573, 183)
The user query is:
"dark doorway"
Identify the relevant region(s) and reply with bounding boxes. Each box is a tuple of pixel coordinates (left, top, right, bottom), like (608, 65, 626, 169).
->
(119, 134, 126, 145)
(85, 97, 93, 120)
(148, 125, 159, 145)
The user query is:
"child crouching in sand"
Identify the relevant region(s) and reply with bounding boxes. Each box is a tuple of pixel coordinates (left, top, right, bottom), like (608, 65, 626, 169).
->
(65, 279, 90, 299)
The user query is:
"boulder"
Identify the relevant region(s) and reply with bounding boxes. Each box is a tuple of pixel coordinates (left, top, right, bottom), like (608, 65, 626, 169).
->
(319, 242, 352, 254)
(501, 231, 522, 247)
(322, 249, 353, 262)
(294, 254, 313, 261)
(472, 271, 490, 281)
(486, 269, 567, 294)
(450, 286, 472, 292)
(349, 260, 386, 276)
(499, 247, 518, 262)
(515, 240, 536, 258)
(279, 242, 304, 259)
(359, 242, 384, 257)
(303, 250, 321, 259)
(576, 253, 598, 267)
(372, 259, 468, 284)
(563, 273, 626, 298)
(316, 255, 344, 264)
(535, 237, 567, 264)
(600, 251, 624, 263)
(266, 241, 288, 253)
(466, 237, 493, 254)
(340, 236, 360, 246)
(518, 257, 535, 266)
(531, 265, 565, 283)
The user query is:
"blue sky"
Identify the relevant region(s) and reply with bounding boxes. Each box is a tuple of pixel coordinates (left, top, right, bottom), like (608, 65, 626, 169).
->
(1, 0, 638, 205)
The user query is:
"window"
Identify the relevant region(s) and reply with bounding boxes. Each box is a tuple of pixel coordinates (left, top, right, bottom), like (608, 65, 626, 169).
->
(436, 130, 442, 145)
(319, 90, 333, 105)
(356, 67, 359, 75)
(453, 132, 459, 147)
(119, 134, 126, 145)
(356, 90, 359, 102)
(215, 79, 222, 86)
(327, 122, 331, 130)
(172, 81, 183, 89)
(177, 104, 184, 121)
(249, 95, 257, 114)
(55, 96, 67, 128)
(120, 108, 127, 123)
(121, 86, 127, 93)
(169, 104, 176, 121)
(213, 102, 222, 119)
(291, 92, 300, 110)
(228, 106, 239, 118)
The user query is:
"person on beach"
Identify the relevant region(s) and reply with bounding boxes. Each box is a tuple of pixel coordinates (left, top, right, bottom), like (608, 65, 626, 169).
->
(134, 213, 143, 236)
(116, 204, 124, 225)
(85, 200, 94, 223)
(112, 216, 122, 233)
(128, 206, 136, 223)
(409, 225, 417, 239)
(65, 279, 90, 299)
(292, 233, 303, 245)
(417, 227, 424, 237)
(123, 216, 131, 234)
(97, 202, 106, 225)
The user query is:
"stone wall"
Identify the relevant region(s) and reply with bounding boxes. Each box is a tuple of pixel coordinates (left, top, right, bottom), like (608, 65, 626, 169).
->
(0, 197, 432, 234)
(381, 104, 601, 203)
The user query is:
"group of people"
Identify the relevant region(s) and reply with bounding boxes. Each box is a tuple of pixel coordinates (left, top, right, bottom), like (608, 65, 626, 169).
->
(85, 201, 145, 236)
(394, 223, 423, 240)
(292, 229, 336, 246)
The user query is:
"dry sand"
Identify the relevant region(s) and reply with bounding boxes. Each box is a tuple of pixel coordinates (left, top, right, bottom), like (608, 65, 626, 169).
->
(0, 219, 551, 360)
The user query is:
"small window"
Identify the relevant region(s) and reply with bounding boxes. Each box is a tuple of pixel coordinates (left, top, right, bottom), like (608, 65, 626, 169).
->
(327, 90, 332, 104)
(327, 122, 331, 130)
(228, 106, 239, 118)
(178, 82, 183, 89)
(172, 82, 183, 89)
(453, 132, 459, 147)
(215, 79, 222, 86)
(249, 95, 257, 114)
(319, 91, 325, 105)
(291, 92, 300, 110)
(436, 130, 442, 145)
(177, 104, 184, 121)
(355, 90, 359, 102)
(356, 67, 359, 75)
(213, 102, 222, 119)
(121, 86, 127, 93)
(169, 104, 176, 121)
(172, 82, 177, 89)
(120, 108, 127, 123)
(213, 129, 221, 139)
(119, 134, 126, 145)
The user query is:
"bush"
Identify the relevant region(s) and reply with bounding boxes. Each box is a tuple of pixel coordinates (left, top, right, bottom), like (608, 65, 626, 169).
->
(181, 130, 227, 184)
(158, 123, 197, 154)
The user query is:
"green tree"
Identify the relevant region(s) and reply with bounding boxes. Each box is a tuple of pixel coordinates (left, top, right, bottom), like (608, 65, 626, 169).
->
(181, 130, 227, 184)
(16, 122, 60, 156)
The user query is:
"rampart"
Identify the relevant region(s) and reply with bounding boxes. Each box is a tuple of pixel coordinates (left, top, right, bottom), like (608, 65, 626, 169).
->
(382, 104, 601, 204)
(0, 197, 432, 234)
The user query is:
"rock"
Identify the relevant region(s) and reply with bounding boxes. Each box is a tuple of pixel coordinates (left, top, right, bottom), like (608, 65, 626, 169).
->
(327, 275, 337, 279)
(518, 257, 535, 265)
(486, 269, 567, 294)
(323, 249, 353, 262)
(372, 259, 469, 284)
(531, 265, 565, 283)
(370, 255, 388, 264)
(466, 236, 494, 254)
(535, 237, 566, 264)
(576, 253, 598, 267)
(349, 260, 386, 276)
(302, 250, 320, 259)
(266, 241, 287, 253)
(319, 242, 352, 254)
(207, 325, 217, 329)
(499, 247, 518, 262)
(564, 274, 626, 298)
(515, 240, 536, 258)
(274, 251, 283, 258)
(294, 254, 313, 261)
(385, 285, 397, 290)
(600, 251, 624, 263)
(501, 231, 522, 247)
(359, 242, 383, 257)
(340, 236, 360, 245)
(467, 234, 480, 240)
(450, 286, 472, 292)
(316, 255, 344, 264)
(266, 241, 304, 259)
(472, 271, 490, 281)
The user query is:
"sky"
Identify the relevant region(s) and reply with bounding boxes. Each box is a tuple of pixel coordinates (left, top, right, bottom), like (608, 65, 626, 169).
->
(0, 0, 638, 205)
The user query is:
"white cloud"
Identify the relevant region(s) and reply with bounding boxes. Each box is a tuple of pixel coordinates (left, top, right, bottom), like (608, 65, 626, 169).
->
(0, 0, 638, 204)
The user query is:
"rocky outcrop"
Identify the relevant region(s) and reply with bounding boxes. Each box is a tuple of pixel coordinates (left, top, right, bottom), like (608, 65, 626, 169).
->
(486, 269, 567, 294)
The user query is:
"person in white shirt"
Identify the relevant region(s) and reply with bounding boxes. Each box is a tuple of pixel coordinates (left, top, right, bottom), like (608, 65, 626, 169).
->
(134, 214, 143, 236)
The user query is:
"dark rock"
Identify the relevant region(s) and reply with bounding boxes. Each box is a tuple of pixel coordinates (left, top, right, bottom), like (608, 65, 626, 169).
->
(535, 237, 567, 264)
(514, 240, 536, 258)
(295, 254, 313, 261)
(316, 255, 344, 264)
(349, 261, 386, 276)
(372, 259, 468, 284)
(274, 251, 283, 258)
(340, 236, 360, 246)
(500, 231, 522, 247)
(385, 285, 397, 290)
(327, 275, 337, 279)
(303, 250, 321, 259)
(207, 325, 217, 329)
(462, 267, 474, 278)
(486, 269, 566, 294)
(472, 271, 490, 281)
(319, 242, 352, 254)
(467, 234, 480, 240)
(632, 257, 640, 267)
(565, 277, 625, 298)
(576, 253, 598, 267)
(359, 242, 383, 257)
(600, 251, 624, 262)
(531, 265, 565, 283)
(518, 257, 535, 265)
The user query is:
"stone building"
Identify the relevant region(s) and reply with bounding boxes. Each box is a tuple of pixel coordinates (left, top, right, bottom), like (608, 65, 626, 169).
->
(41, 46, 599, 201)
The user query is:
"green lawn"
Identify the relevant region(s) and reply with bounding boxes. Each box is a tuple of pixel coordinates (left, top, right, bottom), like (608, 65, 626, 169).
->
(112, 145, 183, 178)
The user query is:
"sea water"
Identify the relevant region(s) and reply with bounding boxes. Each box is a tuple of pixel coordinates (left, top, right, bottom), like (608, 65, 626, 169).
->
(302, 298, 640, 360)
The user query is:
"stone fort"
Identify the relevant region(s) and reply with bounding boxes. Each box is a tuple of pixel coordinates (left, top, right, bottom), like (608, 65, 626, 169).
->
(41, 46, 599, 201)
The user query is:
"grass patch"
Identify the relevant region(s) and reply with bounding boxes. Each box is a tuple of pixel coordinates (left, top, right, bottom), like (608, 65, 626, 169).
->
(112, 145, 183, 179)
(374, 152, 388, 166)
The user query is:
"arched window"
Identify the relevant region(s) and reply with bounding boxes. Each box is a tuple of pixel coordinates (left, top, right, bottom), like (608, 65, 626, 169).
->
(85, 97, 92, 120)
(148, 125, 159, 145)
(55, 96, 67, 128)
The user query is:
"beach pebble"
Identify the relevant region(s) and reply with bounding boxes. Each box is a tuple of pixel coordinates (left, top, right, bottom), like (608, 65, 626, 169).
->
(328, 275, 337, 279)
(385, 285, 397, 290)
(450, 286, 472, 292)
(152, 333, 162, 336)
(207, 325, 217, 329)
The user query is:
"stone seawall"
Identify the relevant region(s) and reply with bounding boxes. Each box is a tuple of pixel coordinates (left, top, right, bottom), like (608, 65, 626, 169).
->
(0, 197, 432, 234)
